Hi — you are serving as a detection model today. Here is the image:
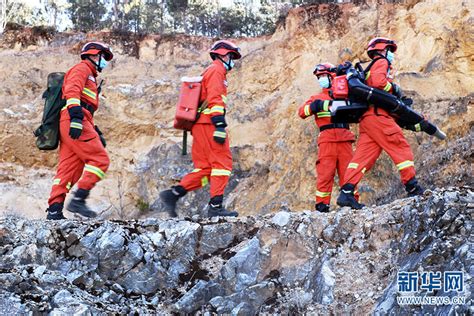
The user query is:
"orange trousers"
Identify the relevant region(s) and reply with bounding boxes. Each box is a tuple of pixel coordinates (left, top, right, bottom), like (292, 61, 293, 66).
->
(343, 114, 416, 187)
(180, 123, 232, 197)
(316, 141, 354, 204)
(48, 117, 109, 205)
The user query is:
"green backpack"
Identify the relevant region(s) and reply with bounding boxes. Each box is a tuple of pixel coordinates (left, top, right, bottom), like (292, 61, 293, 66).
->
(34, 72, 66, 150)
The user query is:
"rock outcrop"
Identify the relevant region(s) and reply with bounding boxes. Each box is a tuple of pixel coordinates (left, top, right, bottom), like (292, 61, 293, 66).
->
(0, 186, 472, 314)
(0, 0, 472, 219)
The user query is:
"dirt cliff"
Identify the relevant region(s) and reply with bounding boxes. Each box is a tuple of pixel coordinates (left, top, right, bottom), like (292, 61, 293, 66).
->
(0, 0, 472, 219)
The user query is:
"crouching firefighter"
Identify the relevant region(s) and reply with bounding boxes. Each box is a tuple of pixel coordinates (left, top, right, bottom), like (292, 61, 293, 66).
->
(298, 63, 356, 213)
(46, 42, 112, 220)
(337, 37, 424, 209)
(160, 40, 241, 218)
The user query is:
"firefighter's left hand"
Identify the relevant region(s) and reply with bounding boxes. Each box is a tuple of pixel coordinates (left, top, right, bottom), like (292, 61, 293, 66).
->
(213, 127, 226, 144)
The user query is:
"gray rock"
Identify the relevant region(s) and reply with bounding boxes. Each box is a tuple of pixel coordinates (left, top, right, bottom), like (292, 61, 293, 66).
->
(210, 281, 276, 313)
(271, 211, 291, 227)
(312, 260, 335, 305)
(231, 302, 254, 315)
(200, 223, 234, 255)
(220, 237, 261, 292)
(118, 261, 167, 294)
(0, 294, 30, 315)
(52, 289, 76, 306)
(173, 280, 224, 313)
(33, 265, 47, 278)
(443, 191, 458, 203)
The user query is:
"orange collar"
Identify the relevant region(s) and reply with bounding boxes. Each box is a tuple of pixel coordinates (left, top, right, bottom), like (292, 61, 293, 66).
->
(81, 59, 98, 77)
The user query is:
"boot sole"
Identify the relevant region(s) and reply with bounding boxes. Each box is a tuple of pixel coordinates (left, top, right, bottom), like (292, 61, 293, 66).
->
(67, 206, 97, 218)
(337, 200, 364, 210)
(208, 212, 239, 217)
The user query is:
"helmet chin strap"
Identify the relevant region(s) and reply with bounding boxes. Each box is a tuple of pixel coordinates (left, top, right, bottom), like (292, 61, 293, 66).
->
(86, 54, 103, 72)
(217, 55, 233, 70)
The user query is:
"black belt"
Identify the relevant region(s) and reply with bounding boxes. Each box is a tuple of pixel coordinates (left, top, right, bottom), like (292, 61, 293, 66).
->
(319, 123, 349, 132)
(81, 101, 95, 116)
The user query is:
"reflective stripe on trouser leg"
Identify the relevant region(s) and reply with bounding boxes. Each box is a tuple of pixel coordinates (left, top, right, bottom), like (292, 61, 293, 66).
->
(48, 140, 85, 205)
(210, 170, 231, 197)
(56, 118, 110, 192)
(341, 128, 382, 187)
(315, 142, 338, 204)
(180, 168, 211, 192)
(357, 114, 415, 185)
(335, 141, 358, 201)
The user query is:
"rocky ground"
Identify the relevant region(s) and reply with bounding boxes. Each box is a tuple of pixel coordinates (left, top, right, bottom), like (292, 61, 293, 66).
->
(0, 186, 472, 314)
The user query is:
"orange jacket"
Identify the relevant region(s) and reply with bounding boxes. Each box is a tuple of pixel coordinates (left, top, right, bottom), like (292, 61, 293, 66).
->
(364, 58, 394, 117)
(196, 59, 228, 124)
(61, 60, 99, 122)
(298, 89, 355, 143)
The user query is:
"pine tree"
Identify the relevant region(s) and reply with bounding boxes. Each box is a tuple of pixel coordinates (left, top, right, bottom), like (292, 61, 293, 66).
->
(68, 0, 107, 32)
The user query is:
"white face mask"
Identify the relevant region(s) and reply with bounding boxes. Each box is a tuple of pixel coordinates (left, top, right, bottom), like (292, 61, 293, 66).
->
(318, 76, 330, 89)
(386, 51, 395, 63)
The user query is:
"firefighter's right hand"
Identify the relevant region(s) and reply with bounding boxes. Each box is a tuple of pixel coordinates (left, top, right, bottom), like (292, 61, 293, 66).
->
(69, 118, 83, 139)
(213, 127, 227, 144)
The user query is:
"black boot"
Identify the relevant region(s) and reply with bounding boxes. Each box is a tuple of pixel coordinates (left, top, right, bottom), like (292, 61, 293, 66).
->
(159, 185, 187, 217)
(337, 184, 365, 209)
(315, 203, 330, 213)
(67, 189, 97, 218)
(208, 195, 238, 217)
(405, 178, 424, 197)
(46, 202, 66, 220)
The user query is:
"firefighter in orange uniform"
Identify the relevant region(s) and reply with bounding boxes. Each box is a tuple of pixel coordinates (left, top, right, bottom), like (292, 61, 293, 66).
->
(160, 40, 241, 217)
(46, 42, 112, 220)
(337, 37, 424, 209)
(298, 63, 356, 212)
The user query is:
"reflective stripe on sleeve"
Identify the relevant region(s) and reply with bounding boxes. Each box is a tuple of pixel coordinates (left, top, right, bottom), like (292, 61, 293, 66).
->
(348, 162, 359, 169)
(66, 98, 81, 106)
(304, 104, 311, 117)
(209, 105, 225, 114)
(383, 82, 392, 92)
(201, 176, 209, 187)
(316, 111, 331, 118)
(82, 87, 97, 99)
(323, 100, 330, 112)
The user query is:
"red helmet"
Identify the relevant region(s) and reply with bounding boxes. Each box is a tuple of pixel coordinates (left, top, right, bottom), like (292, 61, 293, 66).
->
(209, 40, 241, 60)
(367, 37, 397, 58)
(81, 42, 114, 61)
(313, 63, 335, 77)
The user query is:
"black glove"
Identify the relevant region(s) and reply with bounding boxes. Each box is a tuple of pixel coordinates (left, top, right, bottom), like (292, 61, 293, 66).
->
(392, 83, 403, 98)
(211, 115, 227, 144)
(213, 127, 226, 144)
(68, 106, 84, 139)
(69, 118, 83, 139)
(336, 61, 352, 76)
(310, 100, 331, 113)
(211, 115, 227, 128)
(95, 125, 106, 148)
